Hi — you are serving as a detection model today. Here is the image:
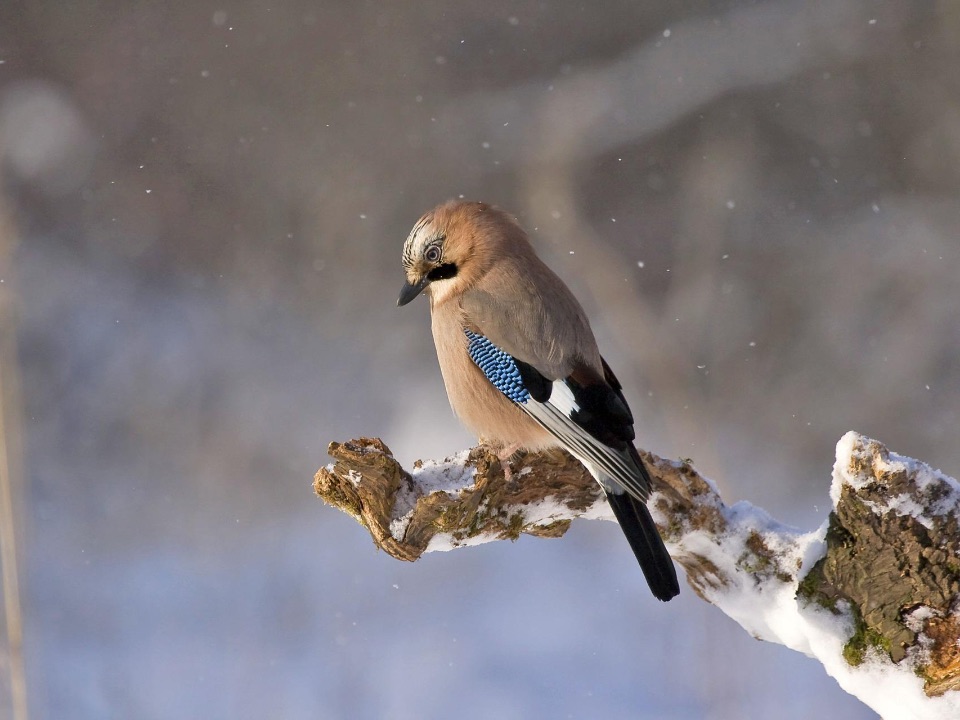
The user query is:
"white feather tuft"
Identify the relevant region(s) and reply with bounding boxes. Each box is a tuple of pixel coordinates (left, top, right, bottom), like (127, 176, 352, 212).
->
(547, 380, 580, 417)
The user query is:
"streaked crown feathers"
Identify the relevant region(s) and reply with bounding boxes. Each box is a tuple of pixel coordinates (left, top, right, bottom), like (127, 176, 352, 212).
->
(401, 211, 444, 272)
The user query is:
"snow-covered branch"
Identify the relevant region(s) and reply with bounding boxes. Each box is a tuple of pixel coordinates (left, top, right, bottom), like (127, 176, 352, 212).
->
(315, 432, 959, 718)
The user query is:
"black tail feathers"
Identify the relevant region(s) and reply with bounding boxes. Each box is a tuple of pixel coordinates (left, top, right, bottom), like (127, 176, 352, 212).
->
(605, 490, 680, 602)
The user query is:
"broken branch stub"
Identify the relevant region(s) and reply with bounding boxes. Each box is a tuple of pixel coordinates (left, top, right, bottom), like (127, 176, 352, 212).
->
(315, 438, 604, 561)
(800, 435, 960, 695)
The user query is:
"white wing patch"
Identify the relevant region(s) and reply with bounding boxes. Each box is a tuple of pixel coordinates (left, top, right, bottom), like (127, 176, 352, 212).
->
(546, 379, 579, 416)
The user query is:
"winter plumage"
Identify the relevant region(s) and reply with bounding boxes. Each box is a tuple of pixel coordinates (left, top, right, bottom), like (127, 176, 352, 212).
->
(397, 200, 680, 601)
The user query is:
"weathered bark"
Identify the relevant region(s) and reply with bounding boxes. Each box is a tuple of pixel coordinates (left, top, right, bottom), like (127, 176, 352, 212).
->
(314, 433, 960, 700)
(800, 437, 960, 695)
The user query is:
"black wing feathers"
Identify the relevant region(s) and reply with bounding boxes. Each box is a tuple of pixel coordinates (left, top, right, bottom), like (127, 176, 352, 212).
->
(513, 358, 552, 402)
(565, 362, 635, 450)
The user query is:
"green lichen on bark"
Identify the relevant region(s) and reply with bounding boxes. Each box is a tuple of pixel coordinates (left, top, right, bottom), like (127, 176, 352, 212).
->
(737, 530, 794, 584)
(841, 602, 893, 667)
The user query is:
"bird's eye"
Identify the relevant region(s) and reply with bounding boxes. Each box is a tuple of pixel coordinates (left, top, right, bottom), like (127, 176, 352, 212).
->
(424, 246, 441, 263)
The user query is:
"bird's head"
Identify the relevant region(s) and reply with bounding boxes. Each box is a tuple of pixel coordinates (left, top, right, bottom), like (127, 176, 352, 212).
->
(398, 200, 515, 307)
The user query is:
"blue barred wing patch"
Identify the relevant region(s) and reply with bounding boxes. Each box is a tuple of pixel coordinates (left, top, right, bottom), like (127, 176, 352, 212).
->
(464, 330, 529, 403)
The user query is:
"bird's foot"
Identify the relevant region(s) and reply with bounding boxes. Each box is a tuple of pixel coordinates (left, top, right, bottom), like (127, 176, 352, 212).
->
(496, 443, 527, 485)
(477, 438, 528, 484)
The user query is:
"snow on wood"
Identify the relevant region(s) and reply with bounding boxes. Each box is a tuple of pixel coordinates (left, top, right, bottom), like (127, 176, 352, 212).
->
(315, 432, 959, 717)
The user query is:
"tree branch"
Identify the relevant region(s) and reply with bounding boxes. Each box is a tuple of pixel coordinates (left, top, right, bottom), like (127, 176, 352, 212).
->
(315, 432, 960, 716)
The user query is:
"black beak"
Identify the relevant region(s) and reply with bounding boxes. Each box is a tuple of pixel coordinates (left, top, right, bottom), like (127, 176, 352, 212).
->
(397, 276, 430, 306)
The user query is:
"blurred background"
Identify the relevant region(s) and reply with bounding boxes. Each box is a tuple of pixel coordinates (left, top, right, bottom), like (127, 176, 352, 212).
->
(1, 1, 958, 718)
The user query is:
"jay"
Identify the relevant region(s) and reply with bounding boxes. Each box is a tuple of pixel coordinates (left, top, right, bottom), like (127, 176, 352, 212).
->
(398, 200, 679, 602)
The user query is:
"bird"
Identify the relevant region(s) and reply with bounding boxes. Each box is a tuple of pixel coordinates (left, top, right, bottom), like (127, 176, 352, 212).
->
(397, 200, 679, 602)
